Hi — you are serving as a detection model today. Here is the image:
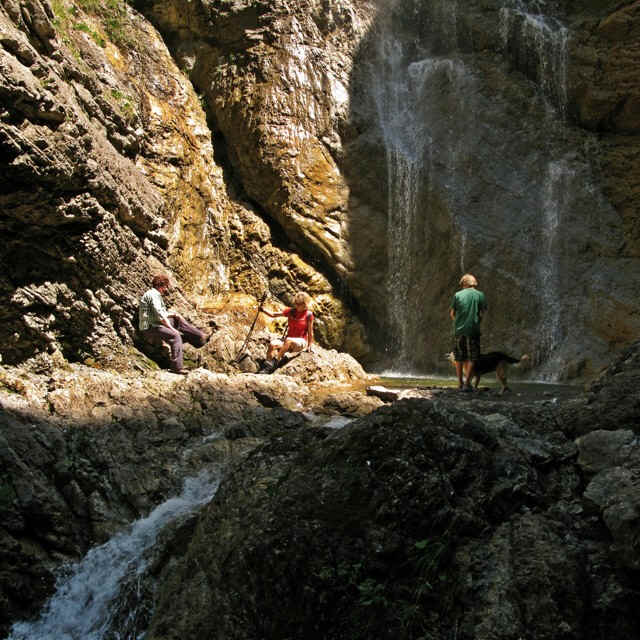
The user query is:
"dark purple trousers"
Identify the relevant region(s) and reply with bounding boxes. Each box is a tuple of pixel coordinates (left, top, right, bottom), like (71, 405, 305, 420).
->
(143, 316, 206, 372)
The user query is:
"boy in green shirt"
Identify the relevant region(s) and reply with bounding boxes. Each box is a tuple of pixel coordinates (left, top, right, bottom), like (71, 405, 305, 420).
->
(449, 273, 487, 391)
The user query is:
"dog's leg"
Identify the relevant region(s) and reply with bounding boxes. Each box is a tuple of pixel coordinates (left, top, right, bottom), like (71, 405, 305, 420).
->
(496, 362, 509, 394)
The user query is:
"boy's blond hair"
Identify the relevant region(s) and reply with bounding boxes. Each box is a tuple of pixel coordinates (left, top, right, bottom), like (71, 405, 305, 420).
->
(459, 273, 478, 288)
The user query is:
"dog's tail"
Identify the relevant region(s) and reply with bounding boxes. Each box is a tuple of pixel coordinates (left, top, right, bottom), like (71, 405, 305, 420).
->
(515, 354, 530, 367)
(503, 354, 530, 365)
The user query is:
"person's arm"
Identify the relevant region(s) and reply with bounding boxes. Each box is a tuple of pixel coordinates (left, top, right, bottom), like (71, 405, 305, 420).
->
(478, 294, 487, 322)
(306, 314, 314, 351)
(151, 290, 180, 334)
(161, 316, 180, 334)
(260, 307, 287, 319)
(449, 307, 455, 320)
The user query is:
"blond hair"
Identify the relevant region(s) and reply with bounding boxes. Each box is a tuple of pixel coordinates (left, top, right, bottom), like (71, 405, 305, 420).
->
(459, 273, 478, 287)
(293, 291, 311, 308)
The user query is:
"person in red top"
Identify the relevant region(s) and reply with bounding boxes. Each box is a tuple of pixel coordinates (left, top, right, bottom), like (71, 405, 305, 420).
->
(260, 291, 314, 372)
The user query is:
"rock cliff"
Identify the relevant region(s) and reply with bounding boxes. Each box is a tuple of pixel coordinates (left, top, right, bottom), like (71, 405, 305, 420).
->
(0, 0, 364, 375)
(2, 0, 639, 379)
(125, 0, 640, 379)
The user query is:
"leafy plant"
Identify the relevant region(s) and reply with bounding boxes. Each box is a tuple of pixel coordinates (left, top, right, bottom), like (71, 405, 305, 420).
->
(108, 88, 137, 124)
(357, 577, 388, 607)
(50, 0, 133, 48)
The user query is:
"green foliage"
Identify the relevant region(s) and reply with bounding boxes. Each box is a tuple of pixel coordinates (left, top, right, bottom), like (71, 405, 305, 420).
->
(357, 577, 388, 607)
(413, 537, 448, 594)
(49, 0, 133, 49)
(108, 88, 137, 123)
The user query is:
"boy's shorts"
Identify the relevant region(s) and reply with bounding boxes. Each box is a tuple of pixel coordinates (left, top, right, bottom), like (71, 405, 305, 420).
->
(454, 335, 480, 362)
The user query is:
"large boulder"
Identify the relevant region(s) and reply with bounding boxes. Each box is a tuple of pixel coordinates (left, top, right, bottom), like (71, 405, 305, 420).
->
(142, 396, 638, 640)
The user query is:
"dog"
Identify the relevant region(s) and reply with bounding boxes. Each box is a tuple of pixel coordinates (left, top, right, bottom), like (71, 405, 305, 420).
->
(446, 351, 529, 394)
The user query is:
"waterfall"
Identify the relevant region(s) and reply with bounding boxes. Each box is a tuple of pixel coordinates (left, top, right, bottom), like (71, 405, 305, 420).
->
(364, 0, 609, 376)
(371, 36, 426, 369)
(498, 1, 572, 377)
(499, 1, 569, 116)
(372, 28, 471, 369)
(536, 158, 571, 374)
(8, 471, 220, 640)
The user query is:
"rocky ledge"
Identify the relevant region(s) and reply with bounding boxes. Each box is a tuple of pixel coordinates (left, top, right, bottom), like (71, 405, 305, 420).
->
(1, 340, 639, 638)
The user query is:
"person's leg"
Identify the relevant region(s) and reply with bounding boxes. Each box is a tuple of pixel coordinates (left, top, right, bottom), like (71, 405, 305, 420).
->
(455, 361, 464, 387)
(495, 362, 508, 393)
(463, 359, 472, 383)
(172, 316, 207, 347)
(147, 325, 184, 372)
(276, 338, 305, 361)
(465, 336, 480, 389)
(454, 336, 466, 388)
(267, 339, 282, 361)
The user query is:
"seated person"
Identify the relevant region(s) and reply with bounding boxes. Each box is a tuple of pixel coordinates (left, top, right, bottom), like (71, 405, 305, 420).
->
(260, 291, 314, 372)
(139, 274, 210, 375)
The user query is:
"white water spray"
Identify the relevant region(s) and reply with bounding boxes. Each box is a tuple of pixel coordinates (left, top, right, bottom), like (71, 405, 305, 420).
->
(371, 37, 427, 367)
(535, 158, 574, 378)
(499, 1, 569, 115)
(8, 471, 220, 640)
(372, 31, 470, 368)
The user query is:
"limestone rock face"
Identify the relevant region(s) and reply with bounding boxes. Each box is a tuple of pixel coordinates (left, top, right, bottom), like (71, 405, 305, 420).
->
(2, 0, 639, 378)
(0, 0, 359, 372)
(132, 0, 640, 379)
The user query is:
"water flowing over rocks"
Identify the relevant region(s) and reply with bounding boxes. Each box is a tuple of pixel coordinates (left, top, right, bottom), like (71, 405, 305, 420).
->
(0, 348, 376, 637)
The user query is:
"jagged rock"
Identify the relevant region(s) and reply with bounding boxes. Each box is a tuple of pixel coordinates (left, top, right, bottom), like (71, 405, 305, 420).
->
(126, 0, 640, 379)
(0, 0, 362, 372)
(0, 356, 377, 635)
(3, 341, 640, 637)
(316, 390, 385, 416)
(366, 384, 400, 402)
(142, 394, 639, 640)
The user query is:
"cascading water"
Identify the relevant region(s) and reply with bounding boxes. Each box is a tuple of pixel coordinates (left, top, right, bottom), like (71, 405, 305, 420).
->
(8, 471, 220, 640)
(499, 0, 569, 116)
(500, 0, 571, 377)
(371, 36, 428, 370)
(371, 7, 469, 370)
(370, 0, 579, 377)
(537, 158, 572, 372)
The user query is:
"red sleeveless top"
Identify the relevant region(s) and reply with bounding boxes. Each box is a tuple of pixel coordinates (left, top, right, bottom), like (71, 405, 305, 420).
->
(284, 308, 312, 338)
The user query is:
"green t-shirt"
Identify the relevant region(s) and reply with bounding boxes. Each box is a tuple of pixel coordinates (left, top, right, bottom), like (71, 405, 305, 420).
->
(451, 288, 487, 336)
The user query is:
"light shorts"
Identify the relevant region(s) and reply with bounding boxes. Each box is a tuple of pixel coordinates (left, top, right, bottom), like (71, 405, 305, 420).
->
(270, 336, 307, 352)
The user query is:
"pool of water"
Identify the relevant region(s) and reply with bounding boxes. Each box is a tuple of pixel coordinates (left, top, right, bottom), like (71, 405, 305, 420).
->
(374, 374, 585, 399)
